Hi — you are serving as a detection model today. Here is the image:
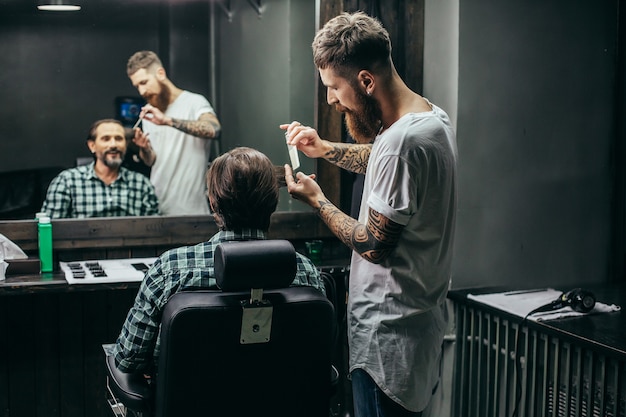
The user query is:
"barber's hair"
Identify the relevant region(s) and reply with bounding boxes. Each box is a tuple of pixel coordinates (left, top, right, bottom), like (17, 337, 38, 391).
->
(87, 119, 124, 142)
(207, 147, 279, 232)
(312, 11, 392, 80)
(127, 50, 163, 76)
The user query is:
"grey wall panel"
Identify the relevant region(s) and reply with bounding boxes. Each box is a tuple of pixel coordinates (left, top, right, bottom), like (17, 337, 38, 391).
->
(453, 0, 617, 288)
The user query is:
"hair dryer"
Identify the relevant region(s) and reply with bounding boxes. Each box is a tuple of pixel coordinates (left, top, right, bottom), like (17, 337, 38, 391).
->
(528, 288, 596, 316)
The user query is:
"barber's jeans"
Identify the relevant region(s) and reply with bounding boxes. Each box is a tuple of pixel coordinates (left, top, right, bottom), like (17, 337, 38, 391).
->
(351, 368, 422, 417)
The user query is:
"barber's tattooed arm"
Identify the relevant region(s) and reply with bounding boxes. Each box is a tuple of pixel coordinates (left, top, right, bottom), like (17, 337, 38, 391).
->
(138, 143, 156, 166)
(318, 199, 403, 264)
(170, 113, 221, 139)
(323, 142, 372, 175)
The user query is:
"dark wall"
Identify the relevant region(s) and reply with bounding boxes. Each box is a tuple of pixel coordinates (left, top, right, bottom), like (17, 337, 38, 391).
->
(0, 0, 210, 173)
(453, 0, 619, 288)
(214, 0, 316, 179)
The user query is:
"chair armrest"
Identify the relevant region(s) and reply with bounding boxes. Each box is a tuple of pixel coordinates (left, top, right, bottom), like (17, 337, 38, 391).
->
(105, 354, 153, 413)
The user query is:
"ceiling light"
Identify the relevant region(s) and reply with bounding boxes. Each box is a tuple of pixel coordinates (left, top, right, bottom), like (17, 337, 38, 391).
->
(37, 0, 81, 11)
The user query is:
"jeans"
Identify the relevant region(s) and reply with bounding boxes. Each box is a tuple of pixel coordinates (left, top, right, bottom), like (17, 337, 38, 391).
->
(351, 368, 422, 417)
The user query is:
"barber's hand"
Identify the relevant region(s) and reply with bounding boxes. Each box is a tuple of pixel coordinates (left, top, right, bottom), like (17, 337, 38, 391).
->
(132, 129, 156, 166)
(132, 129, 151, 149)
(139, 104, 171, 126)
(280, 121, 330, 159)
(284, 164, 324, 208)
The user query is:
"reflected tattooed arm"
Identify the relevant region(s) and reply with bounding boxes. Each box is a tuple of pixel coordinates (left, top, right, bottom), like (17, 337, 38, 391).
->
(170, 112, 221, 139)
(140, 104, 221, 139)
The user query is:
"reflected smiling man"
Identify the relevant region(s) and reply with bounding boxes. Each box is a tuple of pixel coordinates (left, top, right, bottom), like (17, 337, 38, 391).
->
(127, 50, 221, 216)
(42, 119, 159, 218)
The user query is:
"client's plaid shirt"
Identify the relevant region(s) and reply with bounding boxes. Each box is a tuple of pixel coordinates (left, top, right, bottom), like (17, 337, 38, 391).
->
(41, 162, 159, 218)
(113, 229, 324, 373)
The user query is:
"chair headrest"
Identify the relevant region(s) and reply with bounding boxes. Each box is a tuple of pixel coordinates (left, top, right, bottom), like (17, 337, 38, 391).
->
(214, 240, 297, 291)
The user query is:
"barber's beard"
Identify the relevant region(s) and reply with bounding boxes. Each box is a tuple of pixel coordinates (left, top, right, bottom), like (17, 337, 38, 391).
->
(147, 80, 171, 112)
(339, 91, 382, 144)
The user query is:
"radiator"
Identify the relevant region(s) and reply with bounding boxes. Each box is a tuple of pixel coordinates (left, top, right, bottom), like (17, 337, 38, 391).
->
(452, 303, 626, 417)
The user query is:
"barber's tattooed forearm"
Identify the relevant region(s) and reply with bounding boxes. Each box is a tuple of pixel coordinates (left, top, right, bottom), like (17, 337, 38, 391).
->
(367, 209, 403, 245)
(171, 118, 218, 139)
(139, 145, 156, 166)
(324, 143, 371, 174)
(318, 200, 402, 264)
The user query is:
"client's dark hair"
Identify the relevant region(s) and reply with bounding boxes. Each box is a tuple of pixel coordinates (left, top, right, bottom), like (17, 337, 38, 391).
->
(207, 147, 279, 231)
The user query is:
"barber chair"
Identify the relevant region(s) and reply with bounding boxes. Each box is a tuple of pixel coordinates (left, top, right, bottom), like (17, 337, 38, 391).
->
(105, 239, 337, 417)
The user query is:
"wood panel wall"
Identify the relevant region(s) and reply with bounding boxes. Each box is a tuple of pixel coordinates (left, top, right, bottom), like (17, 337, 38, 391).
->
(0, 212, 338, 261)
(0, 287, 138, 417)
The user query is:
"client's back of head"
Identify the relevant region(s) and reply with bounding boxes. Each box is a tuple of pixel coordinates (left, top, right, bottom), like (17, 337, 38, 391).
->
(207, 147, 279, 232)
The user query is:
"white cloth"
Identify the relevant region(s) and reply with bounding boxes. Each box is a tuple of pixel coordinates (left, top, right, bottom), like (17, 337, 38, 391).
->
(349, 102, 458, 412)
(532, 301, 620, 321)
(0, 233, 27, 280)
(143, 91, 215, 215)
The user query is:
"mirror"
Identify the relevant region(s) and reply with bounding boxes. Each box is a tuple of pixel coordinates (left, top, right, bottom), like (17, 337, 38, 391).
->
(0, 0, 317, 219)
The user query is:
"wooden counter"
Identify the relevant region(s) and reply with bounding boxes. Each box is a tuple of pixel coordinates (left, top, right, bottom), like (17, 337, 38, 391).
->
(0, 211, 335, 252)
(0, 211, 346, 278)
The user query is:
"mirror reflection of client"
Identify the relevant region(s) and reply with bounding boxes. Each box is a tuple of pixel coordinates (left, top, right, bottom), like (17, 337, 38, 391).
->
(41, 119, 160, 218)
(112, 146, 325, 374)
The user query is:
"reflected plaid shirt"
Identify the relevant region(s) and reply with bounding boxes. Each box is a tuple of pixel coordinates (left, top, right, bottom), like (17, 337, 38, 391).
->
(41, 162, 159, 218)
(113, 229, 324, 372)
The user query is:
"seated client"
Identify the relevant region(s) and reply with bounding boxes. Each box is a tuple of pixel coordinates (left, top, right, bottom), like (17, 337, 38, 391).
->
(112, 146, 325, 374)
(41, 119, 159, 218)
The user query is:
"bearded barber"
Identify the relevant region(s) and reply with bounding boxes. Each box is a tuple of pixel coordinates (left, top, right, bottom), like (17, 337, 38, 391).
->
(127, 50, 221, 216)
(282, 12, 457, 417)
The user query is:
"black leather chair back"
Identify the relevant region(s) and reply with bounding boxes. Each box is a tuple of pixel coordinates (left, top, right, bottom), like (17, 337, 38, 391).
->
(153, 239, 335, 417)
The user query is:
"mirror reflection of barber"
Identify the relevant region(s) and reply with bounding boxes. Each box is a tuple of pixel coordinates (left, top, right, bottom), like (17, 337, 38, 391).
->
(127, 51, 221, 216)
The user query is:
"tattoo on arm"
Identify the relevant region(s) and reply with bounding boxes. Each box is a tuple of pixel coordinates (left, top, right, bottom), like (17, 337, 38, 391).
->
(324, 143, 371, 174)
(139, 146, 156, 167)
(318, 200, 403, 264)
(171, 114, 220, 139)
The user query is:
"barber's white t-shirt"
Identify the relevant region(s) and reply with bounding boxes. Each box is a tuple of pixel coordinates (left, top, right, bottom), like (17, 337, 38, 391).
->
(143, 91, 215, 215)
(349, 102, 457, 412)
